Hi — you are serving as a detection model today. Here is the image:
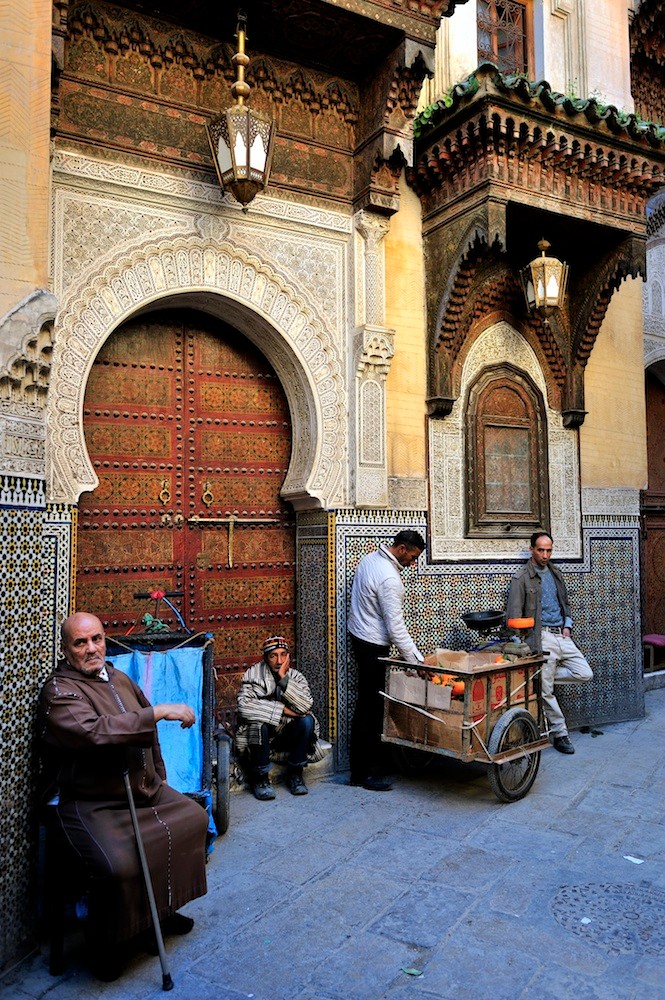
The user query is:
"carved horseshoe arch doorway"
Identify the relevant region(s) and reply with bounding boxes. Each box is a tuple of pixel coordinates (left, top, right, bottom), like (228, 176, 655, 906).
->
(76, 305, 296, 722)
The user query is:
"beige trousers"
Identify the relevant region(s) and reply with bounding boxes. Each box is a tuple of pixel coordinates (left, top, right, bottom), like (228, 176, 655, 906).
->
(540, 630, 593, 737)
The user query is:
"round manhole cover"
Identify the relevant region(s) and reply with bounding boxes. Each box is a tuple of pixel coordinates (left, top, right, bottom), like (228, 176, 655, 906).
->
(550, 883, 665, 956)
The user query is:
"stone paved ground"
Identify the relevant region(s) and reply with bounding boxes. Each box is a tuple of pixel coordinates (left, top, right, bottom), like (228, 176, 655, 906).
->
(3, 688, 664, 1000)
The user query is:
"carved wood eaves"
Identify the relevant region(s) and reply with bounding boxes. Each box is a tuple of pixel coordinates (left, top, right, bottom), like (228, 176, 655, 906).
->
(409, 63, 665, 229)
(427, 223, 646, 427)
(630, 0, 665, 123)
(427, 237, 565, 417)
(52, 1, 435, 213)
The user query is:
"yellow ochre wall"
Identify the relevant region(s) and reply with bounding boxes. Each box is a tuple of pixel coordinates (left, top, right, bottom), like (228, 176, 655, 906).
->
(580, 277, 647, 489)
(0, 0, 52, 316)
(384, 175, 428, 479)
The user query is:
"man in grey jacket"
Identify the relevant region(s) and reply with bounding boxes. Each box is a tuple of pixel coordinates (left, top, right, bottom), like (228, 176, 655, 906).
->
(347, 529, 426, 790)
(236, 636, 322, 800)
(506, 531, 592, 754)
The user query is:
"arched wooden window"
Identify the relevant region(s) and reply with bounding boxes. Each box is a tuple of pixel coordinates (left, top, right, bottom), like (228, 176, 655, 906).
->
(465, 366, 549, 537)
(477, 1, 532, 76)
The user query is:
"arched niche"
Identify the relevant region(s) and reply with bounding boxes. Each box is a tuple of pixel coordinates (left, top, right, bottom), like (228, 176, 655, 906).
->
(47, 236, 346, 510)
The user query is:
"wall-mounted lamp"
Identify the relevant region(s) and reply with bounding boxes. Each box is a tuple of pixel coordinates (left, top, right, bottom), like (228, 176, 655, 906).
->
(206, 11, 276, 211)
(520, 239, 569, 317)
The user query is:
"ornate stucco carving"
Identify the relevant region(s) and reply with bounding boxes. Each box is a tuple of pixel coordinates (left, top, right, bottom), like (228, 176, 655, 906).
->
(428, 321, 581, 561)
(48, 235, 347, 510)
(352, 212, 393, 507)
(644, 334, 665, 368)
(356, 327, 395, 378)
(0, 289, 56, 395)
(581, 487, 640, 521)
(355, 211, 391, 327)
(52, 151, 350, 339)
(388, 476, 428, 511)
(0, 290, 56, 479)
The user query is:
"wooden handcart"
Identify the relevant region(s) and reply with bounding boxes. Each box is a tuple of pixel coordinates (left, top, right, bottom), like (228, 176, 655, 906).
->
(381, 650, 551, 802)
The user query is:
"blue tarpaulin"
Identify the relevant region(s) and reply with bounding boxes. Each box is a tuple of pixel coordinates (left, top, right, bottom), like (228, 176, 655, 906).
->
(108, 643, 217, 842)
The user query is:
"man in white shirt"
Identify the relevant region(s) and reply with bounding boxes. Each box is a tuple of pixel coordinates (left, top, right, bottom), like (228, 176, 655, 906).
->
(347, 530, 426, 790)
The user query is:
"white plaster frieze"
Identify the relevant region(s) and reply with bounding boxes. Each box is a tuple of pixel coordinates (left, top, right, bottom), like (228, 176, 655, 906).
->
(388, 477, 428, 512)
(0, 412, 46, 478)
(53, 150, 352, 234)
(581, 487, 640, 519)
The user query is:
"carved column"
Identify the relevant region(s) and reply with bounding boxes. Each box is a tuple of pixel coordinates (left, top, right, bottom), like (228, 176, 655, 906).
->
(352, 211, 394, 507)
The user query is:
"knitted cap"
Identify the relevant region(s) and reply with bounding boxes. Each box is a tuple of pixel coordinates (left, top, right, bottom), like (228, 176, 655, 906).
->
(263, 635, 289, 656)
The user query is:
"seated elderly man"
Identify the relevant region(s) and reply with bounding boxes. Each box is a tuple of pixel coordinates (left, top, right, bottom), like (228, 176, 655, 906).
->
(236, 636, 322, 800)
(38, 612, 208, 981)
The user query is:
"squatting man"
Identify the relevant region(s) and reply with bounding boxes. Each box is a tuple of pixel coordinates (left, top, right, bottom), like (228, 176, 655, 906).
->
(235, 635, 324, 799)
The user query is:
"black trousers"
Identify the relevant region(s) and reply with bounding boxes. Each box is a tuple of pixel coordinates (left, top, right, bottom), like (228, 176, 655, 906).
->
(248, 715, 315, 777)
(349, 634, 390, 780)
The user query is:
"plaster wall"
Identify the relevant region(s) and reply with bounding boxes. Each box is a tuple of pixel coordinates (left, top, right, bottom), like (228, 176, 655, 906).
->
(0, 0, 52, 320)
(581, 0, 634, 110)
(580, 277, 647, 490)
(384, 176, 427, 480)
(423, 0, 478, 103)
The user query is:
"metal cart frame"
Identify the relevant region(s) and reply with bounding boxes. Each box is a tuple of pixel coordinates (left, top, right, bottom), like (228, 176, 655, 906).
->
(381, 654, 551, 801)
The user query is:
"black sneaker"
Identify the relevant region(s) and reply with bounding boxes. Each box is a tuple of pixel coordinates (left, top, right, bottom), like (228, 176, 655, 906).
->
(552, 735, 575, 754)
(252, 777, 276, 800)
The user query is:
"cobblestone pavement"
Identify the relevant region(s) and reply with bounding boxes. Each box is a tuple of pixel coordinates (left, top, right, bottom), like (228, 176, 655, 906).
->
(3, 688, 664, 1000)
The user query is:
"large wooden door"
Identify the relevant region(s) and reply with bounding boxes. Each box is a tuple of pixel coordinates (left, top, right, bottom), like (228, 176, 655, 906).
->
(641, 369, 665, 637)
(77, 309, 295, 720)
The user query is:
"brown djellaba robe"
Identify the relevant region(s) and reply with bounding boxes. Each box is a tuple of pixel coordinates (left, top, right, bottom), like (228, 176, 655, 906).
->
(38, 660, 208, 944)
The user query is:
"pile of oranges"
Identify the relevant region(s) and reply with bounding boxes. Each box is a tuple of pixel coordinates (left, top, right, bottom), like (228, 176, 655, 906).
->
(430, 673, 465, 697)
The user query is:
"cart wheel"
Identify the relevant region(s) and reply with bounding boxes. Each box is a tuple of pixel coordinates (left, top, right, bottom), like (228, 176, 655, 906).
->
(214, 734, 231, 835)
(391, 744, 435, 774)
(486, 707, 541, 802)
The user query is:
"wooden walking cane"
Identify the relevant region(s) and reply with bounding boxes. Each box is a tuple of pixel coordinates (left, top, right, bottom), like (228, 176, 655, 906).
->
(123, 770, 174, 991)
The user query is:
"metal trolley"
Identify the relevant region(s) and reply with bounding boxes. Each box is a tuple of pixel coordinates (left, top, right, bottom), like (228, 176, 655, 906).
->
(381, 651, 551, 801)
(106, 630, 231, 835)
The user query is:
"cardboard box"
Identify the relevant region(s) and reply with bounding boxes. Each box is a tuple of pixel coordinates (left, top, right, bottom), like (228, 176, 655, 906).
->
(388, 669, 426, 706)
(426, 681, 452, 711)
(384, 658, 540, 758)
(435, 649, 499, 671)
(385, 700, 427, 744)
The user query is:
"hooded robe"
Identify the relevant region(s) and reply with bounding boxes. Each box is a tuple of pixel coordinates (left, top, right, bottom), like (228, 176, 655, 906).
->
(38, 660, 208, 943)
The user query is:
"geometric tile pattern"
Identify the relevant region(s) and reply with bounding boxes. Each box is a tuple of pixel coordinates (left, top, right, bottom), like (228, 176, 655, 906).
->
(0, 498, 49, 967)
(0, 488, 73, 969)
(296, 517, 332, 743)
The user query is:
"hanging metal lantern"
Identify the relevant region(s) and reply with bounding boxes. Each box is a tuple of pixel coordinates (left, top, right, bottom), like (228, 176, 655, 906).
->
(206, 11, 276, 211)
(520, 239, 569, 315)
